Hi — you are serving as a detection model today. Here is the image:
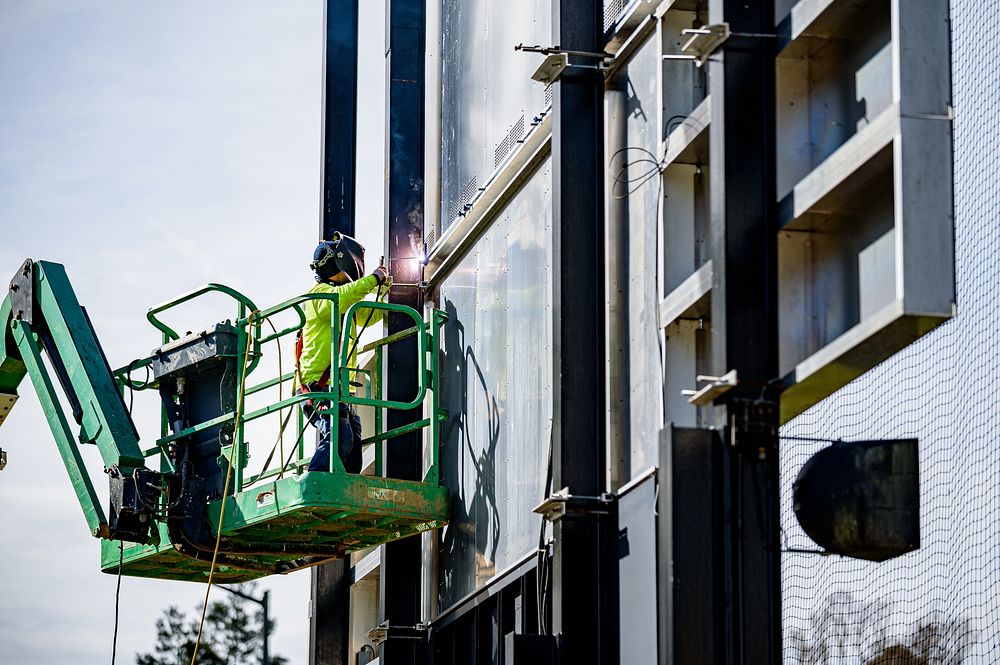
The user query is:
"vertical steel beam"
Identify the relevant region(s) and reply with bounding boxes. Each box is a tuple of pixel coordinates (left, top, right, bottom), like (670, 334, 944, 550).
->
(659, 426, 727, 664)
(380, 0, 426, 662)
(311, 3, 360, 662)
(320, 0, 360, 239)
(310, 562, 352, 665)
(550, 1, 612, 664)
(707, 0, 781, 662)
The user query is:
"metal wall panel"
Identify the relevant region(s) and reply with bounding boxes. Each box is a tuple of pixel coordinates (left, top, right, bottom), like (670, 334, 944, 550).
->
(440, 0, 551, 231)
(618, 473, 658, 665)
(436, 159, 553, 612)
(620, 35, 664, 478)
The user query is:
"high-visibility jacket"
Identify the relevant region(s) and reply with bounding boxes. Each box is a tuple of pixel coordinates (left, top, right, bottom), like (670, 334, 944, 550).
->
(298, 275, 386, 387)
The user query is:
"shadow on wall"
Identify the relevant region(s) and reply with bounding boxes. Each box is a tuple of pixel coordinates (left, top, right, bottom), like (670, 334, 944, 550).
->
(787, 591, 979, 664)
(438, 297, 502, 608)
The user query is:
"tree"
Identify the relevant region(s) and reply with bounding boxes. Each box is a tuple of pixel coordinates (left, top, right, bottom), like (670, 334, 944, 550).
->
(136, 583, 289, 665)
(787, 591, 979, 664)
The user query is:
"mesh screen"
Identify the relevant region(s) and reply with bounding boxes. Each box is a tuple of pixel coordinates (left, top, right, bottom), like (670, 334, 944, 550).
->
(780, 1, 1000, 662)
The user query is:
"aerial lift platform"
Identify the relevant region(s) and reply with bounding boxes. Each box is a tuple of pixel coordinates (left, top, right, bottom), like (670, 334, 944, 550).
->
(0, 259, 449, 582)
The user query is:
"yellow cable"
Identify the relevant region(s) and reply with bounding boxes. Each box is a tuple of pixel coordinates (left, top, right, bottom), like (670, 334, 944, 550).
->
(264, 317, 285, 479)
(189, 310, 257, 665)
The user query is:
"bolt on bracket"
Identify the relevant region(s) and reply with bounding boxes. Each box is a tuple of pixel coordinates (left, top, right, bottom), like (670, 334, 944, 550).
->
(682, 369, 738, 406)
(664, 23, 776, 67)
(533, 487, 615, 522)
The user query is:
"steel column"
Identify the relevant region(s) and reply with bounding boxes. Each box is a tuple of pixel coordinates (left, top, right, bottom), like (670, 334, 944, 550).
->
(707, 0, 781, 662)
(550, 1, 612, 664)
(310, 561, 352, 665)
(311, 3, 360, 661)
(320, 0, 360, 239)
(380, 0, 426, 662)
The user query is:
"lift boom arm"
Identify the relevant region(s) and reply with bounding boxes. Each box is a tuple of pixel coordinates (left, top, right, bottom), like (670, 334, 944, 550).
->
(0, 258, 451, 582)
(0, 259, 144, 538)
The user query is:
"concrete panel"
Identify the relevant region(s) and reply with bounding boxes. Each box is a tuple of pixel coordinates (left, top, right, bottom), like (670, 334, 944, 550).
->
(775, 0, 954, 421)
(778, 183, 895, 377)
(662, 164, 697, 293)
(661, 7, 708, 142)
(664, 319, 700, 428)
(776, 1, 892, 195)
(895, 118, 955, 316)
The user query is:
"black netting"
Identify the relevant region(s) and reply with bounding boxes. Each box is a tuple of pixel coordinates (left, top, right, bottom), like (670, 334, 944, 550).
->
(780, 1, 1000, 662)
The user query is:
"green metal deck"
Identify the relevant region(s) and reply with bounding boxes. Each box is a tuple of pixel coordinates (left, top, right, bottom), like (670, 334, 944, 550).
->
(101, 471, 449, 582)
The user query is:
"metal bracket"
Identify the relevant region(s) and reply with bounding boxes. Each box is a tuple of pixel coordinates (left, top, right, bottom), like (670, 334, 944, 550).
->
(517, 44, 611, 85)
(682, 369, 738, 406)
(728, 398, 778, 450)
(533, 487, 616, 522)
(9, 259, 34, 325)
(681, 23, 731, 65)
(364, 622, 429, 647)
(532, 53, 569, 84)
(663, 23, 777, 67)
(0, 392, 17, 427)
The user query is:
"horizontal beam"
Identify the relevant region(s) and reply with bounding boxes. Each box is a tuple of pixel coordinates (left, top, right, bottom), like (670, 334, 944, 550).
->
(659, 260, 713, 328)
(425, 115, 552, 287)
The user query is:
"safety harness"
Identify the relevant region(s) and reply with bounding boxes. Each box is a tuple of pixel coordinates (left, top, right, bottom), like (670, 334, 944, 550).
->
(294, 279, 386, 411)
(294, 331, 329, 411)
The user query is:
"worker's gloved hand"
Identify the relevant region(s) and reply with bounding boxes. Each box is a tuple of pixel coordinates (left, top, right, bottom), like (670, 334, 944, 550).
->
(372, 265, 389, 287)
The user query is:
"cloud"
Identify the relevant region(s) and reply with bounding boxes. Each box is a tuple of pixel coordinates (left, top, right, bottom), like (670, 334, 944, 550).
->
(0, 3, 374, 663)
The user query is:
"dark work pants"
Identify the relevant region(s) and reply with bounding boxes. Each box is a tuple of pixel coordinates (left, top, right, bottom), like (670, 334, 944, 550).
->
(305, 401, 363, 473)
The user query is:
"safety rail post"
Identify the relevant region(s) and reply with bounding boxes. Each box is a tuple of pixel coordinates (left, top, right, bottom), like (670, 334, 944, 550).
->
(145, 283, 259, 343)
(133, 289, 444, 485)
(160, 333, 170, 476)
(339, 301, 429, 411)
(234, 303, 248, 493)
(425, 308, 447, 485)
(328, 295, 345, 474)
(296, 403, 305, 475)
(375, 346, 384, 476)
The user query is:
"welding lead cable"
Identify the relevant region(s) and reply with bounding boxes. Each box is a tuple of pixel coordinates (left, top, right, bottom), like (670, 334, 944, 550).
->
(111, 542, 123, 665)
(190, 311, 258, 665)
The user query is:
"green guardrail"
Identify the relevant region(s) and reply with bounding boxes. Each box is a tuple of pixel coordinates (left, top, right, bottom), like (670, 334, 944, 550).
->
(115, 284, 447, 493)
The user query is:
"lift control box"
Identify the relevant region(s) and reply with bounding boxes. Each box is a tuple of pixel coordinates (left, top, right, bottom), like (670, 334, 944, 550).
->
(152, 323, 240, 501)
(108, 466, 162, 544)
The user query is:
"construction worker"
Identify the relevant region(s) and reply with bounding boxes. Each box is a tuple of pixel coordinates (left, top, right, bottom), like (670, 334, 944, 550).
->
(298, 232, 390, 472)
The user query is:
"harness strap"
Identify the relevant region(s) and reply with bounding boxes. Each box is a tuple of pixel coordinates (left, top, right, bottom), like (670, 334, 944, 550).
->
(294, 331, 330, 411)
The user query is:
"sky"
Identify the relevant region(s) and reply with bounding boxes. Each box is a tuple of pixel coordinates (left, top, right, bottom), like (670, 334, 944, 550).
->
(0, 2, 386, 663)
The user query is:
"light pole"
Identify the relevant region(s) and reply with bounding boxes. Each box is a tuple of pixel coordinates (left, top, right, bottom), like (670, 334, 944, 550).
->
(217, 585, 271, 665)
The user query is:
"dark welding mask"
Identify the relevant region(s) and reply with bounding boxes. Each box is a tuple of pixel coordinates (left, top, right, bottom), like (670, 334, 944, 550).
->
(310, 232, 366, 282)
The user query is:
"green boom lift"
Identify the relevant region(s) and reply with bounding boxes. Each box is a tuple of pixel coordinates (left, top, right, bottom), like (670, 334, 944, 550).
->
(0, 259, 449, 582)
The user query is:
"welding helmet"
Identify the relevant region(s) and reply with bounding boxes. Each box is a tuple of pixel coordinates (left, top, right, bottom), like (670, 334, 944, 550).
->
(311, 232, 366, 282)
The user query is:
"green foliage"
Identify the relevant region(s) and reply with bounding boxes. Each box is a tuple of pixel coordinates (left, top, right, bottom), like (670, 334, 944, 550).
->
(787, 591, 979, 664)
(135, 584, 289, 665)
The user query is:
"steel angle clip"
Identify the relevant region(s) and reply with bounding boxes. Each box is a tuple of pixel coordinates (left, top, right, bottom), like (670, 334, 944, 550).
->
(518, 44, 611, 85)
(681, 369, 738, 406)
(533, 487, 615, 523)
